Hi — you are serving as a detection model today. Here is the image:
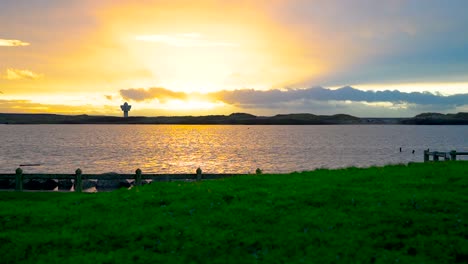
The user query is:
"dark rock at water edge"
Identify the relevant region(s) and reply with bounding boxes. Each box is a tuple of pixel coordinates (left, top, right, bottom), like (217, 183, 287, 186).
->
(96, 179, 131, 190)
(24, 179, 58, 190)
(58, 179, 73, 190)
(24, 180, 41, 190)
(96, 172, 131, 190)
(42, 179, 58, 190)
(129, 179, 151, 186)
(0, 179, 14, 189)
(82, 180, 97, 189)
(72, 179, 97, 190)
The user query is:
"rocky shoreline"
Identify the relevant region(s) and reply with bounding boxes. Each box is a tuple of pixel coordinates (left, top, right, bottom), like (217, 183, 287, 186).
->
(0, 178, 152, 192)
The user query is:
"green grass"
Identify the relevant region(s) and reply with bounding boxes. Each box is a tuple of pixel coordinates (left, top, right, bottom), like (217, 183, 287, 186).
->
(1, 162, 467, 263)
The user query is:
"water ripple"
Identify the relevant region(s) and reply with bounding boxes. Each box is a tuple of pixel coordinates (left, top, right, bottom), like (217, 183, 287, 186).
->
(0, 125, 467, 174)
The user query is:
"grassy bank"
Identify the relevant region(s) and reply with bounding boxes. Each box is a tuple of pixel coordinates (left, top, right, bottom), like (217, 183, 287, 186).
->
(1, 162, 467, 263)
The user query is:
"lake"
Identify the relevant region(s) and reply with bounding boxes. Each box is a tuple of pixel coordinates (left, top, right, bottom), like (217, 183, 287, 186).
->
(0, 125, 467, 174)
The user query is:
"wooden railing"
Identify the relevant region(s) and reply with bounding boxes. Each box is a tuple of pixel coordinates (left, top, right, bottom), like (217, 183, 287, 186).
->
(424, 150, 468, 162)
(0, 168, 256, 192)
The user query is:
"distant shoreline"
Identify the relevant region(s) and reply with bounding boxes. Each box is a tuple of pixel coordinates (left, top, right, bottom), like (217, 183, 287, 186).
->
(1, 112, 467, 125)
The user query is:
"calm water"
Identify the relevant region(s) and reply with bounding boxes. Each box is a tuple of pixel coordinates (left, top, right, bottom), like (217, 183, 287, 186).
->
(0, 125, 467, 174)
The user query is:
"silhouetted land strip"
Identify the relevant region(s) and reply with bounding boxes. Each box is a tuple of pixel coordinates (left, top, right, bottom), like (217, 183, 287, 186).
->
(400, 112, 468, 125)
(1, 112, 467, 124)
(0, 162, 467, 263)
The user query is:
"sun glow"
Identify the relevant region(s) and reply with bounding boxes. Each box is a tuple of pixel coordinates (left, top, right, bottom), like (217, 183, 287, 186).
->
(3, 1, 466, 116)
(0, 1, 327, 114)
(361, 101, 409, 109)
(0, 92, 229, 116)
(135, 33, 238, 47)
(95, 1, 323, 95)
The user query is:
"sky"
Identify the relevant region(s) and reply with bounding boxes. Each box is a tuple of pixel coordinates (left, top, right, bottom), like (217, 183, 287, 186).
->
(1, 0, 467, 117)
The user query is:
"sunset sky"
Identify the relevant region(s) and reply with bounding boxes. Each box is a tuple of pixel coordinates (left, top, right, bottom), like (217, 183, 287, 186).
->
(1, 0, 467, 117)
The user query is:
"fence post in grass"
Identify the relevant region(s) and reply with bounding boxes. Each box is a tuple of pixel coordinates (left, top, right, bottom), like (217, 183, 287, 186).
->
(15, 168, 23, 192)
(196, 167, 202, 181)
(450, 150, 457, 161)
(75, 168, 82, 193)
(433, 152, 439, 161)
(135, 168, 142, 186)
(423, 150, 429, 162)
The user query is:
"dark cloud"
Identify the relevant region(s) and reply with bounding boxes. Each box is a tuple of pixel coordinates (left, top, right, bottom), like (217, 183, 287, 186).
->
(210, 89, 287, 108)
(310, 87, 467, 106)
(119, 86, 468, 111)
(212, 86, 468, 108)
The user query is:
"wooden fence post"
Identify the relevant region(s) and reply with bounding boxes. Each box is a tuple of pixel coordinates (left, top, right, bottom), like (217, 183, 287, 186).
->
(75, 169, 82, 193)
(196, 168, 202, 181)
(15, 168, 23, 192)
(135, 168, 142, 186)
(423, 150, 429, 162)
(450, 150, 457, 161)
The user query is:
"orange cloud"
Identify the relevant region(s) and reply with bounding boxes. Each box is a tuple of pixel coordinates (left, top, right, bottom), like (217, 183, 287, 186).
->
(2, 69, 43, 80)
(0, 39, 30, 47)
(0, 99, 112, 114)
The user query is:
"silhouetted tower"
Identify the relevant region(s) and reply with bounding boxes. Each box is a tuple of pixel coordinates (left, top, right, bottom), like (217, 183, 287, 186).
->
(120, 102, 131, 118)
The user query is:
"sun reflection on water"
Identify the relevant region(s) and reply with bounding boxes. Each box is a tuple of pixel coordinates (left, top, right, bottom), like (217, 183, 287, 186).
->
(1, 125, 467, 174)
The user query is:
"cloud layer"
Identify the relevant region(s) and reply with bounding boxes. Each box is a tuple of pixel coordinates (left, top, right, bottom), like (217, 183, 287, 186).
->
(120, 86, 468, 109)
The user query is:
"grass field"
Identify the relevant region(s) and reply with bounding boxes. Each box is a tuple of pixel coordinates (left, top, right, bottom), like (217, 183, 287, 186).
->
(0, 162, 467, 263)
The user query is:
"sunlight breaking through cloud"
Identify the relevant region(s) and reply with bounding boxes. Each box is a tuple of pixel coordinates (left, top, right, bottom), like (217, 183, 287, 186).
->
(0, 39, 30, 46)
(135, 33, 238, 47)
